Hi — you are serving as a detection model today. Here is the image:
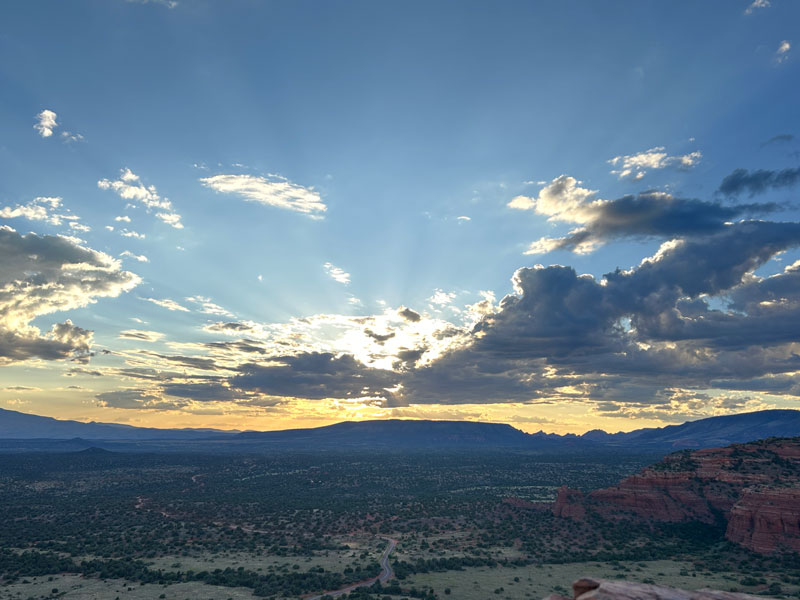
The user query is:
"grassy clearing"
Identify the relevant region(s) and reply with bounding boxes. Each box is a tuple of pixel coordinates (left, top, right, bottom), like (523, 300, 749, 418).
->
(400, 559, 798, 599)
(0, 573, 256, 600)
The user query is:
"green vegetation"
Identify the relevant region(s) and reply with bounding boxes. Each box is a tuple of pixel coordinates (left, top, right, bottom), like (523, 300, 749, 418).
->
(0, 449, 797, 599)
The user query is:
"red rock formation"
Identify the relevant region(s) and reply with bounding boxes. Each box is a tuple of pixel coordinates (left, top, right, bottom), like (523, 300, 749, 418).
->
(542, 577, 762, 599)
(553, 486, 586, 519)
(551, 437, 800, 554)
(726, 487, 800, 553)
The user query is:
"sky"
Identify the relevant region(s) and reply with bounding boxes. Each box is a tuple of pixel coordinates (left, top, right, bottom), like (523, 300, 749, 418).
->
(1, 0, 799, 434)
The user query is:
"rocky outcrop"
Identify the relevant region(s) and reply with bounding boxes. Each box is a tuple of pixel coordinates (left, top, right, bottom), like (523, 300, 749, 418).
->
(552, 437, 800, 553)
(726, 487, 800, 553)
(543, 577, 762, 600)
(553, 486, 586, 519)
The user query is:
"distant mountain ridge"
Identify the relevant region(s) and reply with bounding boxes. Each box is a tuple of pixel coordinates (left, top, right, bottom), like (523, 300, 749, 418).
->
(1, 407, 799, 451)
(0, 407, 236, 440)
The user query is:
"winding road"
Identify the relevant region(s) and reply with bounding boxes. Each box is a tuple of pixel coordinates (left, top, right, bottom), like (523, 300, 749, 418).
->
(306, 536, 397, 600)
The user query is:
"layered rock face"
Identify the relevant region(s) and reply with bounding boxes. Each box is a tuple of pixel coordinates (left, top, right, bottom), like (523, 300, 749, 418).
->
(726, 487, 800, 553)
(544, 577, 762, 600)
(551, 437, 800, 553)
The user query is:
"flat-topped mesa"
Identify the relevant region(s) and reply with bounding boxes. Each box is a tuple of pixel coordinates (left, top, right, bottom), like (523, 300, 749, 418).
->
(551, 437, 800, 553)
(543, 577, 763, 600)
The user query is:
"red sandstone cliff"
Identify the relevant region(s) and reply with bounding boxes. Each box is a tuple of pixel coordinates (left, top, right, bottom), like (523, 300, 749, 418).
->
(726, 487, 800, 553)
(551, 437, 800, 554)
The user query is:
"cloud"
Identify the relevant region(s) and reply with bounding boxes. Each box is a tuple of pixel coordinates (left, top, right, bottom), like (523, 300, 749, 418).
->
(398, 307, 421, 322)
(0, 226, 140, 363)
(144, 297, 190, 312)
(119, 329, 164, 342)
(323, 262, 351, 285)
(120, 250, 148, 263)
(608, 147, 701, 180)
(717, 165, 800, 197)
(120, 229, 146, 239)
(0, 196, 83, 228)
(231, 352, 398, 401)
(200, 173, 326, 217)
(98, 169, 183, 229)
(393, 220, 800, 406)
(515, 176, 777, 254)
(429, 289, 456, 306)
(115, 215, 131, 223)
(34, 110, 58, 138)
(126, 0, 178, 8)
(745, 0, 770, 14)
(776, 40, 791, 63)
(185, 295, 234, 317)
(761, 134, 794, 147)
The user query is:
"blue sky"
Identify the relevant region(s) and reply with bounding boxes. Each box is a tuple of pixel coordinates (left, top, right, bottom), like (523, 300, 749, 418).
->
(1, 0, 799, 433)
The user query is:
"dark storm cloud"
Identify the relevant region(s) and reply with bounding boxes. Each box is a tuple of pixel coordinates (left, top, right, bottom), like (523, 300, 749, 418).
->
(231, 352, 398, 400)
(717, 166, 800, 197)
(542, 192, 779, 253)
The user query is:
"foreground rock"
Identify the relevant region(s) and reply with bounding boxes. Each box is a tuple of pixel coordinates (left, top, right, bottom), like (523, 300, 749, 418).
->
(552, 437, 800, 553)
(544, 577, 762, 600)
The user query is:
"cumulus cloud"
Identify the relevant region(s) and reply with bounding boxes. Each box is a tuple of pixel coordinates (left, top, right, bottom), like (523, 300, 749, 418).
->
(34, 110, 58, 138)
(0, 226, 140, 363)
(98, 169, 183, 229)
(200, 173, 326, 217)
(323, 262, 350, 284)
(608, 147, 702, 180)
(515, 176, 776, 254)
(0, 196, 83, 229)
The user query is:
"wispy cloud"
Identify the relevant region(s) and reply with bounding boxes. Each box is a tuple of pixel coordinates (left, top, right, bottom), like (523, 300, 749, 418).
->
(98, 169, 183, 229)
(34, 109, 57, 138)
(323, 262, 350, 284)
(608, 147, 701, 180)
(144, 297, 190, 312)
(119, 329, 164, 342)
(200, 173, 326, 217)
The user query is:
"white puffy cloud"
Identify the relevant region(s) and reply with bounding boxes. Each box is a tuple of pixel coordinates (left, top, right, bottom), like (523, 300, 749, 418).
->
(34, 110, 58, 138)
(200, 173, 326, 217)
(120, 250, 148, 263)
(0, 226, 140, 363)
(0, 196, 82, 228)
(608, 147, 702, 180)
(98, 169, 183, 229)
(323, 262, 350, 284)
